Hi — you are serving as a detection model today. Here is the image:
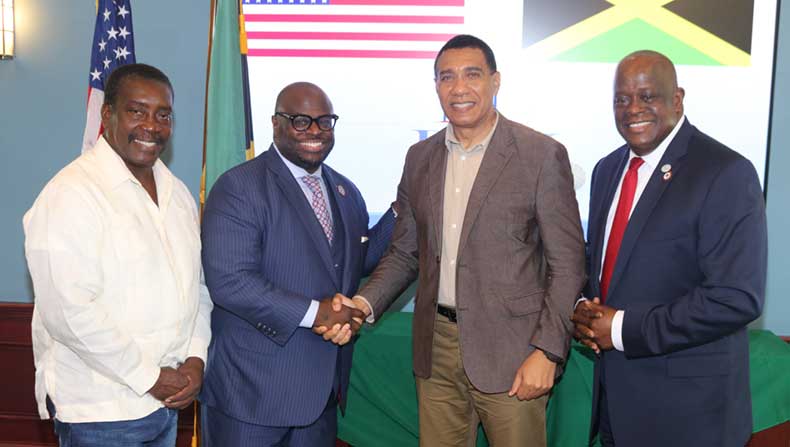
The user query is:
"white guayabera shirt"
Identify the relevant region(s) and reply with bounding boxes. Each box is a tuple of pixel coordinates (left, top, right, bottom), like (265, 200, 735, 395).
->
(24, 136, 212, 423)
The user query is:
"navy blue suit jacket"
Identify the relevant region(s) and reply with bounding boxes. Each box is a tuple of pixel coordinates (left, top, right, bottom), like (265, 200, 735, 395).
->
(585, 120, 766, 446)
(199, 146, 394, 427)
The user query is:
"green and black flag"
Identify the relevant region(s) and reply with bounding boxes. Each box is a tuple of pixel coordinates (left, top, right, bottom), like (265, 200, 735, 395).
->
(522, 0, 754, 65)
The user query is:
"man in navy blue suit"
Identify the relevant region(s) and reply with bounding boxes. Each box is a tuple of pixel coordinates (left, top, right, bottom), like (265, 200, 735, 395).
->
(199, 82, 395, 446)
(572, 51, 766, 446)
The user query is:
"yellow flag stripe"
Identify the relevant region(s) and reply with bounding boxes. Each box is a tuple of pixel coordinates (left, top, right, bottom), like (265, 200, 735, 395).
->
(608, 0, 674, 8)
(522, 7, 634, 60)
(642, 7, 750, 66)
(524, 0, 750, 66)
(238, 0, 248, 55)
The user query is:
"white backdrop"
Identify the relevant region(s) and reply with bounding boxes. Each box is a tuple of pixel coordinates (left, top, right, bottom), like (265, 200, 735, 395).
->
(243, 0, 777, 224)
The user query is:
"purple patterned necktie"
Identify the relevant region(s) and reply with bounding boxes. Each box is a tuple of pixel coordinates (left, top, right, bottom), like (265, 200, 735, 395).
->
(301, 175, 333, 244)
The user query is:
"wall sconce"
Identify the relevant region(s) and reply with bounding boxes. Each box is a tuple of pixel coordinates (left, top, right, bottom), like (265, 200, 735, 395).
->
(1, 0, 13, 59)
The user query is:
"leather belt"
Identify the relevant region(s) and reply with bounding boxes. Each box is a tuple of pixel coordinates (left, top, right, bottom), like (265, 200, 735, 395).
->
(437, 305, 457, 323)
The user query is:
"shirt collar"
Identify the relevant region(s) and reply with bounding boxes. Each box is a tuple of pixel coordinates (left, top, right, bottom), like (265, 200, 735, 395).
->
(92, 135, 170, 192)
(445, 112, 500, 154)
(629, 115, 686, 168)
(273, 142, 323, 180)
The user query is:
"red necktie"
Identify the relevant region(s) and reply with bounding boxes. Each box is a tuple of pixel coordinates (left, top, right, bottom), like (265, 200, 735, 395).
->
(600, 157, 644, 302)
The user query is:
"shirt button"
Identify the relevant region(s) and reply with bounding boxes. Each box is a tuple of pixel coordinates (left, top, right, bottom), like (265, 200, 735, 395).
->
(455, 188, 460, 193)
(460, 156, 466, 161)
(334, 264, 339, 268)
(451, 224, 457, 229)
(450, 260, 456, 265)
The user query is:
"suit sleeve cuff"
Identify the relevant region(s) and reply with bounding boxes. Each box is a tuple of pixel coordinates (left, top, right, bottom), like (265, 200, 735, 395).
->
(299, 300, 320, 328)
(611, 310, 625, 352)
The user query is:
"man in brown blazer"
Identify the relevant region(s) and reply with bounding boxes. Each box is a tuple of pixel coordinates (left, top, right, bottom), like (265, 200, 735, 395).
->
(334, 35, 586, 446)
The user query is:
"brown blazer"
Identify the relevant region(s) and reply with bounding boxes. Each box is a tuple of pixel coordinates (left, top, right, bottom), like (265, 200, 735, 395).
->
(360, 115, 586, 393)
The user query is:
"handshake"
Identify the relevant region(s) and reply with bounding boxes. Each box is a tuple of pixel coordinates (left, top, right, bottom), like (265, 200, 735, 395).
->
(311, 293, 372, 345)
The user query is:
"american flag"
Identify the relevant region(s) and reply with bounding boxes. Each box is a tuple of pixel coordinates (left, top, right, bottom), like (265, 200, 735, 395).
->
(241, 0, 464, 59)
(82, 0, 136, 152)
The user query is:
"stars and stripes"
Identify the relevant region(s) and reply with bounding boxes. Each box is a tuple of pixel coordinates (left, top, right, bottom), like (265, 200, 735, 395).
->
(241, 0, 464, 59)
(82, 0, 136, 152)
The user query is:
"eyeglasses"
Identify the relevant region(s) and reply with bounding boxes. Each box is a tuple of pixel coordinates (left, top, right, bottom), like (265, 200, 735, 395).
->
(275, 112, 339, 131)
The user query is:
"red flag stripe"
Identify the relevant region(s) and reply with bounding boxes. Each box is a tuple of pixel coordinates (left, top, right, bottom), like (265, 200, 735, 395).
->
(248, 48, 437, 58)
(247, 31, 455, 41)
(244, 14, 463, 24)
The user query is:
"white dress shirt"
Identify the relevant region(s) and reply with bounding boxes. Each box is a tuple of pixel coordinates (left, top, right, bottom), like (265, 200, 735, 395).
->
(272, 144, 332, 327)
(600, 115, 686, 351)
(24, 136, 212, 422)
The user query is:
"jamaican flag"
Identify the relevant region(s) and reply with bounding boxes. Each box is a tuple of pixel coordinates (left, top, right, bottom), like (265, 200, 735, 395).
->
(523, 0, 754, 65)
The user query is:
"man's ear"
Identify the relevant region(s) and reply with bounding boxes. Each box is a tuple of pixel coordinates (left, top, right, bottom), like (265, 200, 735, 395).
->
(673, 87, 685, 114)
(100, 103, 112, 127)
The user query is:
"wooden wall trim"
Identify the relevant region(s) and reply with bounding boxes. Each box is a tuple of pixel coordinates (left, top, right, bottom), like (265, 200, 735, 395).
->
(0, 303, 195, 447)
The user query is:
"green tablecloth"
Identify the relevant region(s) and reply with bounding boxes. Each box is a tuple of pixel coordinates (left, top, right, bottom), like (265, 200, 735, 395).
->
(338, 312, 790, 447)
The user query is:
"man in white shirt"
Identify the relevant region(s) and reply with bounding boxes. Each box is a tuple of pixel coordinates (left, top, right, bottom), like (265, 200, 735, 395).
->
(24, 63, 212, 447)
(572, 51, 766, 446)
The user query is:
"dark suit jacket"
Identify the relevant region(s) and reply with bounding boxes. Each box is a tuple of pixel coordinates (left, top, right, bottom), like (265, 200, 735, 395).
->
(361, 115, 586, 392)
(585, 120, 766, 446)
(199, 147, 394, 428)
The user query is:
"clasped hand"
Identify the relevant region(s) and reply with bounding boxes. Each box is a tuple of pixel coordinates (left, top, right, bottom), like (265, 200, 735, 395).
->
(571, 297, 616, 353)
(312, 294, 370, 345)
(146, 357, 205, 410)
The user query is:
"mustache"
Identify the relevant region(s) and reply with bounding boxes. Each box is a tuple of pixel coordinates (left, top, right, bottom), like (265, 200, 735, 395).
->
(127, 133, 167, 146)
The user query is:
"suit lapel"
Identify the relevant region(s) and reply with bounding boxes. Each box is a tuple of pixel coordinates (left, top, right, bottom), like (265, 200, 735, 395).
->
(428, 135, 448, 254)
(606, 121, 693, 301)
(458, 119, 515, 253)
(264, 147, 337, 284)
(323, 168, 351, 292)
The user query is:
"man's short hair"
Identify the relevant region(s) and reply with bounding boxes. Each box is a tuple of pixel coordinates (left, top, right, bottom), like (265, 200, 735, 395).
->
(103, 63, 173, 107)
(434, 34, 497, 77)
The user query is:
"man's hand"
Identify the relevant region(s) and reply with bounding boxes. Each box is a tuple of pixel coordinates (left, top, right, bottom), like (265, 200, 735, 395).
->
(147, 367, 189, 402)
(164, 357, 205, 410)
(351, 296, 371, 317)
(572, 298, 617, 351)
(508, 349, 557, 401)
(312, 294, 365, 345)
(572, 298, 602, 353)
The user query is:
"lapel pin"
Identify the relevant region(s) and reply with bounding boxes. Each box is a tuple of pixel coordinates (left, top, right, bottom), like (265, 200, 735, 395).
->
(661, 164, 671, 173)
(663, 171, 672, 181)
(337, 185, 346, 196)
(361, 236, 369, 243)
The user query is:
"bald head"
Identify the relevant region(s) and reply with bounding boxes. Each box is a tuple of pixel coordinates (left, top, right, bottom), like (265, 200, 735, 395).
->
(613, 50, 685, 156)
(616, 50, 679, 93)
(274, 82, 333, 115)
(271, 82, 336, 173)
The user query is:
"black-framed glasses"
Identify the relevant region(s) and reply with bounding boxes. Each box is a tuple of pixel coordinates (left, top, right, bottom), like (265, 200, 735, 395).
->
(275, 112, 339, 131)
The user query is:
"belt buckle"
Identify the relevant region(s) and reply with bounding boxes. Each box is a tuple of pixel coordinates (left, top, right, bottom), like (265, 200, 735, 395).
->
(437, 305, 457, 323)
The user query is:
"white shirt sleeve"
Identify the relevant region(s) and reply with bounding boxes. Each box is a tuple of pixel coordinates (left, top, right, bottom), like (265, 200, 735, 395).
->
(186, 269, 214, 362)
(611, 310, 625, 351)
(299, 300, 320, 328)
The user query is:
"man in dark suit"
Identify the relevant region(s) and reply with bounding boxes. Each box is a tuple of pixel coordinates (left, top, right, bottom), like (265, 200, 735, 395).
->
(333, 35, 586, 446)
(199, 82, 395, 446)
(572, 50, 766, 446)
